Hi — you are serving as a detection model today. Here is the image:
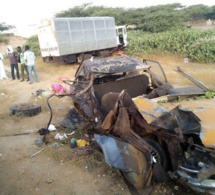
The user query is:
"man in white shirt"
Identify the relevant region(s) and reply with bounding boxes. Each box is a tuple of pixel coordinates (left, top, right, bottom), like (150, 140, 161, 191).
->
(24, 45, 39, 84)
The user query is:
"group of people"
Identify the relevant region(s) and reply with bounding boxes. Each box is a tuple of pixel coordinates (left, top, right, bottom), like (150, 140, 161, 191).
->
(0, 45, 39, 84)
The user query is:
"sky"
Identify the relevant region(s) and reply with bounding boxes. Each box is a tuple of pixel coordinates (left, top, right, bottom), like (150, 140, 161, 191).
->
(0, 0, 214, 37)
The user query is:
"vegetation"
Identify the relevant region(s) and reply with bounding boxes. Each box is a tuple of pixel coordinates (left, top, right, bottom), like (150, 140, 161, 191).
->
(24, 35, 40, 56)
(158, 91, 215, 103)
(6, 3, 214, 61)
(126, 29, 215, 63)
(0, 36, 9, 44)
(0, 23, 14, 34)
(54, 3, 215, 62)
(56, 3, 215, 32)
(0, 23, 14, 44)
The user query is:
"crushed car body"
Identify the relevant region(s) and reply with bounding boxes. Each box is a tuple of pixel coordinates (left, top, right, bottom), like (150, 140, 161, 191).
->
(54, 55, 215, 194)
(61, 55, 206, 129)
(99, 91, 215, 194)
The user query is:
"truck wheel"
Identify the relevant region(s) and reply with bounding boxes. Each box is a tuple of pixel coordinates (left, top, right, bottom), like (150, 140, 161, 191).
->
(9, 103, 41, 117)
(42, 57, 47, 62)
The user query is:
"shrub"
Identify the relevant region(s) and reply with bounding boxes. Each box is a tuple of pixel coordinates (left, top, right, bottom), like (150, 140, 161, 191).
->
(24, 35, 41, 56)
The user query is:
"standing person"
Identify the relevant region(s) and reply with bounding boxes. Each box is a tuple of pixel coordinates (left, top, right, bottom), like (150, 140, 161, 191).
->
(7, 45, 20, 80)
(17, 46, 29, 82)
(0, 53, 8, 80)
(24, 45, 39, 84)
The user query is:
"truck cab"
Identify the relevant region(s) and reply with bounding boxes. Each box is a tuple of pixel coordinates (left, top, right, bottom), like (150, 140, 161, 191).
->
(116, 25, 128, 47)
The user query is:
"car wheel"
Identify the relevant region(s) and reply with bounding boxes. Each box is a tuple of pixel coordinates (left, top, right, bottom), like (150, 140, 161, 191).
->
(145, 139, 168, 170)
(9, 103, 41, 117)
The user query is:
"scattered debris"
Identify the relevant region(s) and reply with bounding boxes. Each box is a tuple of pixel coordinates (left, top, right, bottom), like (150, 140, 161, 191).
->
(54, 133, 68, 140)
(66, 131, 75, 136)
(48, 124, 56, 131)
(34, 137, 43, 148)
(33, 145, 43, 150)
(70, 138, 77, 148)
(51, 83, 67, 94)
(45, 179, 54, 184)
(30, 147, 44, 158)
(183, 57, 189, 63)
(38, 128, 50, 136)
(77, 139, 89, 147)
(48, 142, 59, 148)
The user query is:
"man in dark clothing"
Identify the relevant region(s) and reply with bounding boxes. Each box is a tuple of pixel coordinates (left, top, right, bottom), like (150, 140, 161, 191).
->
(7, 45, 20, 80)
(17, 46, 29, 82)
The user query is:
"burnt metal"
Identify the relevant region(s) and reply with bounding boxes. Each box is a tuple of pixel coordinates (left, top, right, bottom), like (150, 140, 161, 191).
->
(151, 106, 201, 132)
(175, 67, 211, 92)
(83, 56, 149, 74)
(43, 55, 215, 194)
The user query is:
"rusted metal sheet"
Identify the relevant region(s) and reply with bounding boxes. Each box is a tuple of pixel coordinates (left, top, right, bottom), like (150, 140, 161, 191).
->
(132, 96, 168, 124)
(159, 100, 215, 149)
(95, 134, 152, 190)
(133, 96, 215, 148)
(194, 108, 215, 148)
(174, 67, 211, 92)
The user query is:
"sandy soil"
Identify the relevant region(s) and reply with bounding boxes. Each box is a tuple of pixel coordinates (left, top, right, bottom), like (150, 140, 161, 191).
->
(0, 36, 27, 55)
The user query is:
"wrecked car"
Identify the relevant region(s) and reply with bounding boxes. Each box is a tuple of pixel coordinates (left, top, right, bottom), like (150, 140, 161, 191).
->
(61, 55, 207, 130)
(96, 91, 215, 194)
(46, 55, 215, 194)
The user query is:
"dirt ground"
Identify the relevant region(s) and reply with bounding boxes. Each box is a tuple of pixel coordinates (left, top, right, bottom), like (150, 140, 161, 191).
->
(0, 62, 133, 195)
(1, 38, 215, 194)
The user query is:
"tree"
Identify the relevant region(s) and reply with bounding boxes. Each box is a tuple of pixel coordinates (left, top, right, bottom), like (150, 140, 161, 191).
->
(183, 4, 211, 21)
(0, 23, 14, 34)
(205, 5, 215, 19)
(54, 3, 215, 33)
(55, 3, 92, 17)
(139, 4, 186, 32)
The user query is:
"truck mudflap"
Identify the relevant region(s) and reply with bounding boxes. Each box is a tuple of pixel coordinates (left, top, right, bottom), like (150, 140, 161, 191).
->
(94, 134, 152, 190)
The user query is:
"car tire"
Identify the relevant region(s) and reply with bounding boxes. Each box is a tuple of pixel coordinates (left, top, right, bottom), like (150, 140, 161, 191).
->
(145, 139, 168, 170)
(9, 103, 41, 117)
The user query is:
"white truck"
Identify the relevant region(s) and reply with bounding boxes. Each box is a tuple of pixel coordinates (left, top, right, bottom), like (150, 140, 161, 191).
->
(37, 17, 127, 63)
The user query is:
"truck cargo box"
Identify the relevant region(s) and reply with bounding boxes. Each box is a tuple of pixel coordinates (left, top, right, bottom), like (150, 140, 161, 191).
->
(37, 17, 126, 62)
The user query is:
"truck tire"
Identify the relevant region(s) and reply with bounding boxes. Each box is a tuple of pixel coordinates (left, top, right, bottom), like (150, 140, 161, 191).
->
(42, 57, 47, 62)
(9, 103, 41, 117)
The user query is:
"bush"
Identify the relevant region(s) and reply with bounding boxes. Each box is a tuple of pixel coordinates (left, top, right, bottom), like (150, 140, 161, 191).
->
(0, 36, 9, 44)
(24, 35, 41, 56)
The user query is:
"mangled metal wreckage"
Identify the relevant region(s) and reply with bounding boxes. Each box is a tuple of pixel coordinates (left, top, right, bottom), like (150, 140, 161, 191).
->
(54, 56, 215, 194)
